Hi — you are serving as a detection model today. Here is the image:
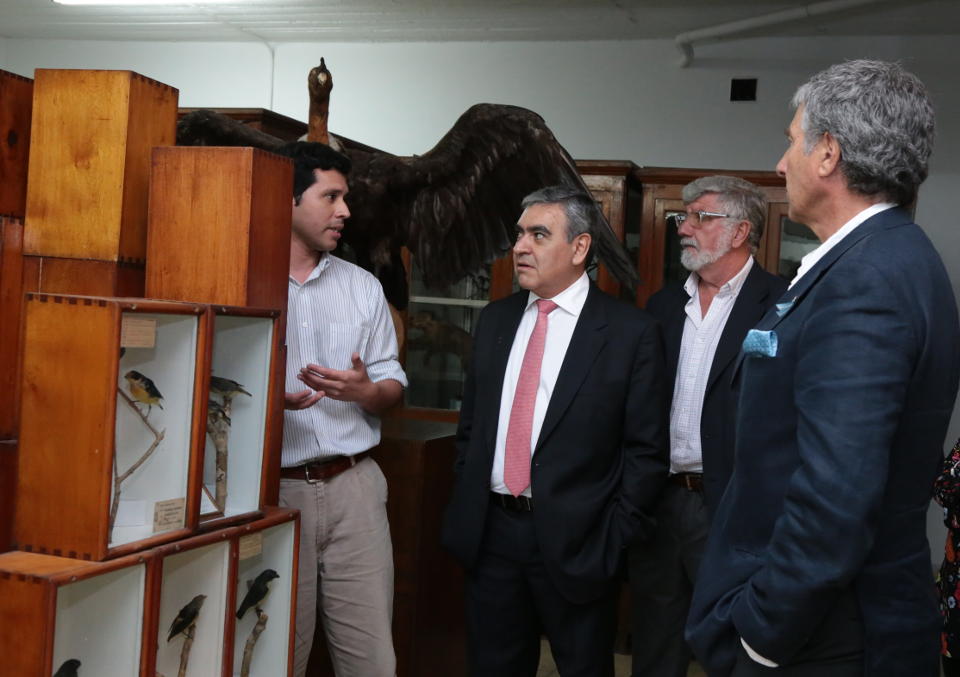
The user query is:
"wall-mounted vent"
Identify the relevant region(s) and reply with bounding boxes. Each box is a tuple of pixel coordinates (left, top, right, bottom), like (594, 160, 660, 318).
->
(731, 78, 757, 102)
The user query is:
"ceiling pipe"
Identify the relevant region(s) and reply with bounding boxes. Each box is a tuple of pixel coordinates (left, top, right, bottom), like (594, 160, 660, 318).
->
(675, 0, 905, 67)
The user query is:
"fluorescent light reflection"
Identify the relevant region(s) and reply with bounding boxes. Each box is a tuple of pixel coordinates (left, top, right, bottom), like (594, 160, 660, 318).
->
(53, 0, 236, 5)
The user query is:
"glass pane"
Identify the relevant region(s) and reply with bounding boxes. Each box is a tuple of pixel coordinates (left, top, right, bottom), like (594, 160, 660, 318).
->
(406, 259, 489, 410)
(778, 216, 819, 281)
(662, 210, 687, 286)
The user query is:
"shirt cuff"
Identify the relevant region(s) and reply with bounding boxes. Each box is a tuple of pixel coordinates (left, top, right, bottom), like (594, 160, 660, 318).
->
(741, 638, 779, 667)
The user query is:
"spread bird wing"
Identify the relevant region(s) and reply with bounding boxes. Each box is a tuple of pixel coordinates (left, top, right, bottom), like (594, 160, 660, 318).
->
(176, 105, 639, 307)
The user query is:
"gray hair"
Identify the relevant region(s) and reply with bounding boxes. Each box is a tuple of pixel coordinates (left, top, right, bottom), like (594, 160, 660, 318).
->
(521, 185, 598, 263)
(792, 59, 934, 206)
(682, 175, 766, 254)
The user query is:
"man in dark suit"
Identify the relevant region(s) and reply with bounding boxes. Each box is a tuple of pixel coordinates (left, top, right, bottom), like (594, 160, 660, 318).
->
(686, 60, 960, 677)
(630, 175, 786, 677)
(442, 185, 668, 676)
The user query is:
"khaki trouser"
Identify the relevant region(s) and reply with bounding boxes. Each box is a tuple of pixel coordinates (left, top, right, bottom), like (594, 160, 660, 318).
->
(279, 457, 396, 677)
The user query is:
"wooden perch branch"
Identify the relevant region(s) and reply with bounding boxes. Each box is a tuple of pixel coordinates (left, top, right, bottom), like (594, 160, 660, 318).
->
(177, 625, 196, 677)
(240, 608, 269, 677)
(110, 390, 166, 533)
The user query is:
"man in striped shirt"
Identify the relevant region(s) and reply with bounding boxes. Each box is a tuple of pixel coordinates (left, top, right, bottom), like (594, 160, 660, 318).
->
(276, 142, 407, 677)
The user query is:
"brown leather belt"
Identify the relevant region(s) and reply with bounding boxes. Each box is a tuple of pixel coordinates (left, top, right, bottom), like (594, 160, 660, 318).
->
(280, 451, 371, 483)
(669, 472, 704, 493)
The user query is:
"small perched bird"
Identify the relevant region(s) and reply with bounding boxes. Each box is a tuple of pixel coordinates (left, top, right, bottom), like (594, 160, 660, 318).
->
(207, 399, 231, 427)
(236, 569, 279, 619)
(167, 594, 207, 642)
(210, 375, 252, 399)
(124, 370, 164, 416)
(53, 659, 81, 677)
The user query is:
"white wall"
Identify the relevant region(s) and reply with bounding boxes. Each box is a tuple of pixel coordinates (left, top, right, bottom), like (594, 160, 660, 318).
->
(4, 33, 959, 553)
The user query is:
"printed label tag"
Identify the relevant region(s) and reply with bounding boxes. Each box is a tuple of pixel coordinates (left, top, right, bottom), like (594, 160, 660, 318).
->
(238, 532, 263, 560)
(153, 497, 186, 533)
(121, 316, 157, 349)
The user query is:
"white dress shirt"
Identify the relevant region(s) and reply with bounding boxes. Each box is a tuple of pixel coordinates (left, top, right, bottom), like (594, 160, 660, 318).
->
(282, 254, 408, 466)
(670, 257, 754, 474)
(490, 273, 589, 496)
(789, 203, 895, 289)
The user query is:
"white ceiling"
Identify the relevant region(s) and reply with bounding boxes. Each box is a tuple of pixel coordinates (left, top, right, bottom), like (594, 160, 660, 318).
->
(0, 0, 957, 43)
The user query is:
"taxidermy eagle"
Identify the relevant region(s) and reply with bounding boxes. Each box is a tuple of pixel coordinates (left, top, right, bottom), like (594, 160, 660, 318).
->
(176, 60, 638, 310)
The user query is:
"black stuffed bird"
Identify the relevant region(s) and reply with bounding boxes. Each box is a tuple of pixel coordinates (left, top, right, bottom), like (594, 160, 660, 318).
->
(177, 100, 638, 310)
(53, 659, 81, 677)
(236, 568, 279, 619)
(167, 594, 207, 642)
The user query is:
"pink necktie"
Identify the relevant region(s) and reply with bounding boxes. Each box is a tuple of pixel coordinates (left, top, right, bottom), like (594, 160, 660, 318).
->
(503, 299, 558, 497)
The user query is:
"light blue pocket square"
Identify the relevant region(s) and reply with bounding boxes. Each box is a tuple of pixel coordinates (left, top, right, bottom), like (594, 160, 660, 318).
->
(743, 329, 778, 358)
(775, 299, 795, 317)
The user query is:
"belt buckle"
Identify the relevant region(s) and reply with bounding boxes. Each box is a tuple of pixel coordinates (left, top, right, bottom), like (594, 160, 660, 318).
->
(304, 464, 320, 484)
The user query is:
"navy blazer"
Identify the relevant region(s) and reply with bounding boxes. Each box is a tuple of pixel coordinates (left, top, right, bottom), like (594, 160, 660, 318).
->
(646, 262, 786, 511)
(686, 207, 960, 676)
(441, 283, 669, 604)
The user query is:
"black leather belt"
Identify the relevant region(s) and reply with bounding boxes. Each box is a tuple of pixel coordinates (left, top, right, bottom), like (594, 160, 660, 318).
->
(280, 451, 371, 483)
(490, 491, 534, 511)
(669, 472, 704, 492)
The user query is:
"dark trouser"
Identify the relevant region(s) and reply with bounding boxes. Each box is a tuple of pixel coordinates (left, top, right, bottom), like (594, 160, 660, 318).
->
(465, 498, 617, 677)
(731, 588, 865, 677)
(629, 483, 708, 677)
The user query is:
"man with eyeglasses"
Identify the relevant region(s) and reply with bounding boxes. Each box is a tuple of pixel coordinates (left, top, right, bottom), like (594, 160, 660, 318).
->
(630, 175, 785, 677)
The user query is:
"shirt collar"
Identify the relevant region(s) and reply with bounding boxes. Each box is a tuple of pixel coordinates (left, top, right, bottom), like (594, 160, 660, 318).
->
(525, 272, 590, 317)
(290, 252, 332, 286)
(790, 202, 895, 288)
(683, 256, 755, 300)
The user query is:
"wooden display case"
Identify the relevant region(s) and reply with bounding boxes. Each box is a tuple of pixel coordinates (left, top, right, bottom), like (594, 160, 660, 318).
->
(146, 146, 293, 311)
(231, 508, 299, 677)
(198, 305, 284, 529)
(23, 69, 178, 263)
(148, 529, 234, 677)
(0, 69, 32, 219)
(15, 294, 209, 560)
(0, 549, 151, 677)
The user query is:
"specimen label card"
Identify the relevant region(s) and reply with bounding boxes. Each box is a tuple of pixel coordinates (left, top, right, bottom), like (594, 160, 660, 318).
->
(153, 497, 185, 532)
(121, 316, 157, 348)
(238, 532, 263, 560)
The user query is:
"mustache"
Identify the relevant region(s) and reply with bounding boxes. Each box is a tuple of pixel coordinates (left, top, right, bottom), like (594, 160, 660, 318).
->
(679, 237, 699, 250)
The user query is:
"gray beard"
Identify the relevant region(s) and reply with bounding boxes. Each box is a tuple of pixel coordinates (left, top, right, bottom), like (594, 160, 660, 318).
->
(679, 229, 735, 271)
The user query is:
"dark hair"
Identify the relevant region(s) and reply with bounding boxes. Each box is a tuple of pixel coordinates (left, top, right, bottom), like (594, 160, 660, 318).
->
(276, 141, 352, 204)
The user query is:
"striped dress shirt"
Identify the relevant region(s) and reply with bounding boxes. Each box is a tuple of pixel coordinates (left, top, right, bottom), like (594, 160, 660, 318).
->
(282, 254, 408, 467)
(670, 257, 753, 474)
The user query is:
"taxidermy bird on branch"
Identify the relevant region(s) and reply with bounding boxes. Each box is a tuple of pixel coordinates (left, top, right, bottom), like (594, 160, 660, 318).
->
(177, 59, 639, 309)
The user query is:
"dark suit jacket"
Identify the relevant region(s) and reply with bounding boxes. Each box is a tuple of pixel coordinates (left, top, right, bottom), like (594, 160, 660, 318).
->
(646, 262, 787, 511)
(441, 283, 669, 604)
(686, 207, 960, 677)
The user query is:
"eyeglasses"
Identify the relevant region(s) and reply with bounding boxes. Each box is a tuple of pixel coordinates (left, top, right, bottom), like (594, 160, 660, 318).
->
(671, 211, 732, 228)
